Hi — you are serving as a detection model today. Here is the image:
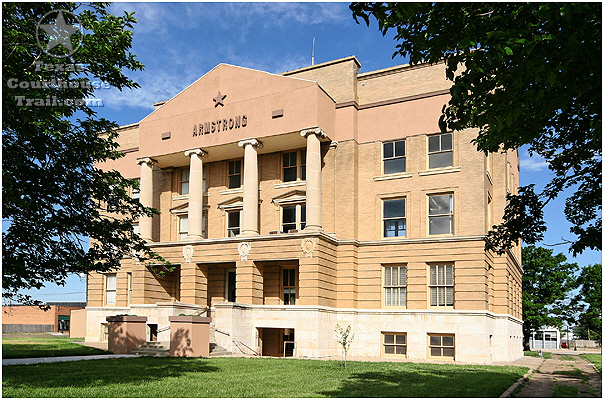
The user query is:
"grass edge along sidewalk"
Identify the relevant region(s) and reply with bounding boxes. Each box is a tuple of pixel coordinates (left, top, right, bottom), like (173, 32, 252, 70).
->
(2, 357, 528, 398)
(2, 335, 111, 359)
(579, 353, 602, 372)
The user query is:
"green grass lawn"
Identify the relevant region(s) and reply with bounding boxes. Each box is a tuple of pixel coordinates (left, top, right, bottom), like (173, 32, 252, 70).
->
(2, 335, 110, 359)
(2, 357, 528, 398)
(579, 353, 602, 372)
(524, 350, 552, 359)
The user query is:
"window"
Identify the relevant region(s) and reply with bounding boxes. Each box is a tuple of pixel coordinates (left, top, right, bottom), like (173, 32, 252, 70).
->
(383, 333, 407, 355)
(203, 167, 207, 192)
(430, 264, 454, 306)
(429, 334, 455, 358)
(283, 268, 296, 305)
(282, 150, 306, 182)
(178, 215, 188, 241)
(105, 274, 116, 306)
(283, 152, 297, 182)
(429, 194, 453, 235)
(300, 150, 306, 180)
(383, 140, 406, 174)
(228, 160, 242, 189)
(202, 213, 208, 239)
(180, 168, 190, 195)
(132, 178, 140, 200)
(127, 272, 132, 306)
(383, 198, 406, 237)
(132, 223, 140, 237)
(384, 265, 406, 306)
(428, 133, 453, 168)
(227, 210, 240, 237)
(282, 204, 306, 232)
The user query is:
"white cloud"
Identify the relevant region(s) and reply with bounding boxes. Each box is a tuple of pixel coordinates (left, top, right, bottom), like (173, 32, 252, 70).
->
(111, 2, 349, 35)
(520, 150, 549, 172)
(98, 69, 199, 110)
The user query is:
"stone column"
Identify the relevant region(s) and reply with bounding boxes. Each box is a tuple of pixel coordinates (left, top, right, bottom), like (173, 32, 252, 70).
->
(301, 128, 326, 232)
(236, 260, 263, 305)
(136, 157, 155, 242)
(184, 148, 207, 240)
(237, 138, 263, 236)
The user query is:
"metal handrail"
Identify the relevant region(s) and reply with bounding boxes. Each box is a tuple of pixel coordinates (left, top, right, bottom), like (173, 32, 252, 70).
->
(157, 326, 170, 333)
(233, 340, 259, 356)
(283, 340, 297, 357)
(214, 328, 230, 336)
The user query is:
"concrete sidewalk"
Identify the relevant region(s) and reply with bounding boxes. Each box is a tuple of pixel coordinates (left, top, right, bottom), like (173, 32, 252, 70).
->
(3, 353, 140, 366)
(505, 353, 601, 398)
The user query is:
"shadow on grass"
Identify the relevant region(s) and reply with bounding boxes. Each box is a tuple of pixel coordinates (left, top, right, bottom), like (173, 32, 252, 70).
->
(2, 357, 219, 389)
(319, 365, 526, 397)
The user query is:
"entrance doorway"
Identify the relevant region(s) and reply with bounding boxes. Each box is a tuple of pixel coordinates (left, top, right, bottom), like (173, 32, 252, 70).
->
(148, 324, 158, 342)
(259, 328, 295, 357)
(226, 269, 236, 302)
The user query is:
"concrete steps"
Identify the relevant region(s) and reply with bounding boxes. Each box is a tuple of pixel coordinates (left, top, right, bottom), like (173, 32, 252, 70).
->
(210, 342, 232, 357)
(129, 326, 232, 357)
(130, 341, 170, 357)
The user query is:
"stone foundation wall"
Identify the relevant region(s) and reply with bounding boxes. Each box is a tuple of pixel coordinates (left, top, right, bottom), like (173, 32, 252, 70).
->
(213, 302, 523, 363)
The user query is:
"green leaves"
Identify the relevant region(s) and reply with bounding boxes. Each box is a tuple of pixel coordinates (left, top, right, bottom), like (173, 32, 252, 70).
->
(2, 3, 161, 305)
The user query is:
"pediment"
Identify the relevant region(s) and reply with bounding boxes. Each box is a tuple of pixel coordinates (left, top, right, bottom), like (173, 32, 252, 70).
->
(170, 202, 188, 214)
(142, 64, 321, 123)
(217, 196, 243, 210)
(137, 63, 336, 159)
(272, 189, 306, 205)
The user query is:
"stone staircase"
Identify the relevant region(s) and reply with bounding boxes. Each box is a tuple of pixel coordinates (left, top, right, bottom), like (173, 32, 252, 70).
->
(129, 326, 232, 357)
(209, 323, 232, 357)
(130, 341, 170, 356)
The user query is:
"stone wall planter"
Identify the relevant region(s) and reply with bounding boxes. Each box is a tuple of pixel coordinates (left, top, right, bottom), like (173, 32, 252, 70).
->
(169, 316, 211, 357)
(106, 315, 147, 354)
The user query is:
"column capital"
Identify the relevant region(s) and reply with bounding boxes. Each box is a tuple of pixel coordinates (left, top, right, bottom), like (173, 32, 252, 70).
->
(184, 148, 208, 158)
(136, 156, 156, 166)
(300, 127, 327, 139)
(238, 138, 263, 149)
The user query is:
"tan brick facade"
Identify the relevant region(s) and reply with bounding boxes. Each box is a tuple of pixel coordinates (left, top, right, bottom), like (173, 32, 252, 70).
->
(86, 56, 522, 363)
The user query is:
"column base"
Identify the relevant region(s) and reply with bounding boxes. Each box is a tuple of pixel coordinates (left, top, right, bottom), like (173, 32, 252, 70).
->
(302, 225, 323, 232)
(239, 230, 260, 237)
(184, 234, 203, 241)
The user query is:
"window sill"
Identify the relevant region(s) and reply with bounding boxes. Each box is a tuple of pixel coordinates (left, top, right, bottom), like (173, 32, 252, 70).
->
(418, 166, 461, 176)
(374, 172, 412, 181)
(381, 235, 407, 240)
(220, 188, 243, 195)
(274, 181, 306, 189)
(173, 194, 189, 201)
(220, 187, 262, 196)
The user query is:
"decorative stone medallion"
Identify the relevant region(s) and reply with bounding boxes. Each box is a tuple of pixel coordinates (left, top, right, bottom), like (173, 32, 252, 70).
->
(301, 237, 317, 258)
(238, 242, 252, 261)
(183, 245, 194, 263)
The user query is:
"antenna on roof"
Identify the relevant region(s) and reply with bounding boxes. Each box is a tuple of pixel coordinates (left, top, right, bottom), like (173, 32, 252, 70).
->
(311, 37, 315, 66)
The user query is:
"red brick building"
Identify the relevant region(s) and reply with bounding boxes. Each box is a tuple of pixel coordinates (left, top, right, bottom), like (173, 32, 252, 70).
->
(2, 302, 85, 333)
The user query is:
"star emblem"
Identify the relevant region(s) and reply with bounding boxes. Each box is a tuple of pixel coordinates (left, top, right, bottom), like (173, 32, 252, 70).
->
(213, 91, 226, 107)
(39, 10, 79, 53)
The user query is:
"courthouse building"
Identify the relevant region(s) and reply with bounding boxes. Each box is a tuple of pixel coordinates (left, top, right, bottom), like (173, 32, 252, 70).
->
(85, 56, 523, 363)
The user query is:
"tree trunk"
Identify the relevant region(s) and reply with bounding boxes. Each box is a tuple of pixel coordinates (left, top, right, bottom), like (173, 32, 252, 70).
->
(523, 330, 531, 351)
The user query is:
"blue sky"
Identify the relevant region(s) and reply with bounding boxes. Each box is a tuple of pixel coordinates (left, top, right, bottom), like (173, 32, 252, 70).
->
(9, 2, 601, 304)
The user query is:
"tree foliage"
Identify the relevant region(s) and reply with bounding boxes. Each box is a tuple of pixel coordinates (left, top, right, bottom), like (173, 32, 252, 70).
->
(2, 2, 161, 305)
(575, 264, 602, 340)
(521, 246, 579, 350)
(335, 324, 354, 369)
(350, 3, 601, 255)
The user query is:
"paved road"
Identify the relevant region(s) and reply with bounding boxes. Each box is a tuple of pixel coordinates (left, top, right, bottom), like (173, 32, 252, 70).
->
(511, 353, 601, 398)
